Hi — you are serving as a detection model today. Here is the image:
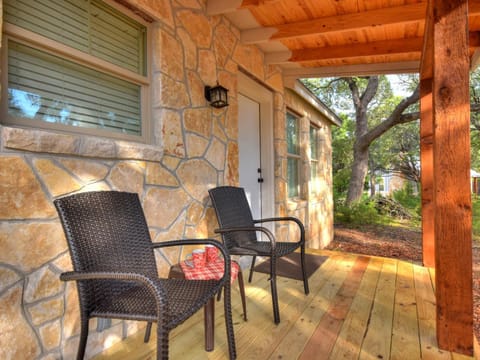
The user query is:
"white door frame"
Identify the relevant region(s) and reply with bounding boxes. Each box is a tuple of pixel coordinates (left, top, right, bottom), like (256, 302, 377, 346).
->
(238, 73, 275, 229)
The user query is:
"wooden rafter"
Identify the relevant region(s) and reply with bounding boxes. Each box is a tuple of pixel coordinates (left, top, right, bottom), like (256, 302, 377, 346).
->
(241, 3, 427, 44)
(266, 32, 480, 65)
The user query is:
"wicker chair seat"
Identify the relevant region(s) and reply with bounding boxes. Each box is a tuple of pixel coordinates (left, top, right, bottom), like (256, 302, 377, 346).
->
(233, 241, 301, 257)
(91, 279, 220, 328)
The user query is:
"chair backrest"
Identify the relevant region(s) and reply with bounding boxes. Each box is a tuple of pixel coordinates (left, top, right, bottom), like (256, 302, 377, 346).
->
(54, 191, 159, 309)
(209, 186, 258, 248)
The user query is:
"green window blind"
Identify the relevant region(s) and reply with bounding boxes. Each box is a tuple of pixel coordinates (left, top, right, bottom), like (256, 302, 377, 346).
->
(4, 0, 146, 75)
(287, 112, 299, 155)
(286, 112, 300, 197)
(8, 41, 141, 135)
(288, 157, 299, 198)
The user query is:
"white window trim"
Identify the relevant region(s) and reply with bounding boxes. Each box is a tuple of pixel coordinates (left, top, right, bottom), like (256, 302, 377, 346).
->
(310, 124, 320, 194)
(1, 1, 152, 144)
(286, 111, 301, 199)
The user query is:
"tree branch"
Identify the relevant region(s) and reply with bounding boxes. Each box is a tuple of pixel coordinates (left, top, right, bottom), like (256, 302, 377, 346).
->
(361, 77, 379, 107)
(360, 84, 420, 147)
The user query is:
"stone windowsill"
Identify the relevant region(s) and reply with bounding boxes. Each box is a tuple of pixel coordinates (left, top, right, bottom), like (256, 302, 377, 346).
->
(1, 126, 163, 161)
(287, 198, 308, 211)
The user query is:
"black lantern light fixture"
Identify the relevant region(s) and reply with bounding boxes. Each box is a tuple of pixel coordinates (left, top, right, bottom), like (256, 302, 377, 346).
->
(205, 82, 229, 108)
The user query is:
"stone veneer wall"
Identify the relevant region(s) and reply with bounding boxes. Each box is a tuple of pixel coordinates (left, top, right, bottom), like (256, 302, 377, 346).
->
(283, 88, 334, 249)
(0, 0, 332, 359)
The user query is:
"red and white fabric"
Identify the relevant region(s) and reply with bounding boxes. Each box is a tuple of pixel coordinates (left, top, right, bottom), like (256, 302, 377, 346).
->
(180, 259, 240, 284)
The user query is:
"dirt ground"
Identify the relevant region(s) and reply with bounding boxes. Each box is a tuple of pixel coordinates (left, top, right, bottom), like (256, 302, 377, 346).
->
(326, 224, 480, 342)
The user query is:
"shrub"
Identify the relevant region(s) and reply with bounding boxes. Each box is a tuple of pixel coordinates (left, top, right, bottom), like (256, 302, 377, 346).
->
(392, 182, 420, 211)
(334, 197, 382, 225)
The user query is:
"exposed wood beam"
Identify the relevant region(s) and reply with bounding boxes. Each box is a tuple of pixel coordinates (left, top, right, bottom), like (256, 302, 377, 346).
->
(432, 0, 473, 355)
(242, 3, 426, 44)
(266, 32, 480, 65)
(282, 61, 420, 84)
(420, 0, 434, 79)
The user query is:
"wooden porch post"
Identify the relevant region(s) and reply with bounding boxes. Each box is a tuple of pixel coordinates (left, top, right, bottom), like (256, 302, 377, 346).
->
(420, 77, 435, 268)
(431, 0, 473, 354)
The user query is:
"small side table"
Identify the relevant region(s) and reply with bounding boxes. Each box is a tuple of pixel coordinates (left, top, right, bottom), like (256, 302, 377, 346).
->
(168, 260, 247, 351)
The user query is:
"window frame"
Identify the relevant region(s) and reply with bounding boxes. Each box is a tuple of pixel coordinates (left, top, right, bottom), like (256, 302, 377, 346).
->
(1, 0, 151, 143)
(309, 123, 320, 194)
(286, 111, 301, 199)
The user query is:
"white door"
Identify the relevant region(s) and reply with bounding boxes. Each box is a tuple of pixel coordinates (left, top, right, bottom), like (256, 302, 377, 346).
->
(238, 73, 275, 232)
(238, 94, 262, 219)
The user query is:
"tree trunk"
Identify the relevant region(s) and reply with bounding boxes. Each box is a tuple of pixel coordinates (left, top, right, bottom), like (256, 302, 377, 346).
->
(369, 158, 376, 197)
(346, 143, 369, 203)
(342, 77, 419, 205)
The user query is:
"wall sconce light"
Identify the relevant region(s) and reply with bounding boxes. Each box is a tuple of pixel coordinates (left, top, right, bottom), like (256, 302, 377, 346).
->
(205, 82, 229, 108)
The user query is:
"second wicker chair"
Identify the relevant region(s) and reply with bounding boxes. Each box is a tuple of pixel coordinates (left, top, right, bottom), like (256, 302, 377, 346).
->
(209, 186, 309, 324)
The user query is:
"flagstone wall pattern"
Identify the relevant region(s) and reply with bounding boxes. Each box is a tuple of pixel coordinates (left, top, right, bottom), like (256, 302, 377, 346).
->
(0, 0, 334, 358)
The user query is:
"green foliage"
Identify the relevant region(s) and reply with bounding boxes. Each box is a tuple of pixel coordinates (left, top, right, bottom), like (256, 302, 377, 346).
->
(473, 198, 480, 240)
(392, 183, 420, 212)
(334, 197, 382, 225)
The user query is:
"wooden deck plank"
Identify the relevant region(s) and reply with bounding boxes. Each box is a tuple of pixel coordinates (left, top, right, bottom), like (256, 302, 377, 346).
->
(390, 260, 421, 359)
(329, 256, 384, 359)
(298, 255, 370, 359)
(171, 271, 272, 360)
(234, 254, 351, 360)
(413, 265, 451, 360)
(267, 254, 359, 359)
(359, 258, 398, 360)
(91, 251, 475, 360)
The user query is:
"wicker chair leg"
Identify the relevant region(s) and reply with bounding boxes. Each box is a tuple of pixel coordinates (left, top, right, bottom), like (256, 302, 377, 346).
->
(301, 246, 309, 295)
(77, 317, 89, 360)
(237, 269, 247, 321)
(144, 322, 152, 343)
(156, 325, 169, 360)
(270, 256, 280, 324)
(270, 276, 280, 324)
(223, 283, 237, 359)
(248, 256, 256, 283)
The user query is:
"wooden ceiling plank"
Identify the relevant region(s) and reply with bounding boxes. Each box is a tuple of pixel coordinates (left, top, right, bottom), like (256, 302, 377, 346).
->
(241, 2, 427, 44)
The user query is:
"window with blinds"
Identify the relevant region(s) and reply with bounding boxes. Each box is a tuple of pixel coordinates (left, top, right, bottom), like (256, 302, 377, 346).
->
(2, 0, 148, 140)
(310, 124, 320, 194)
(287, 112, 300, 198)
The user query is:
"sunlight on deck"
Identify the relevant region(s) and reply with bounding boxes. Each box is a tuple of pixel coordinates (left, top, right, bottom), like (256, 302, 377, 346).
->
(93, 250, 475, 360)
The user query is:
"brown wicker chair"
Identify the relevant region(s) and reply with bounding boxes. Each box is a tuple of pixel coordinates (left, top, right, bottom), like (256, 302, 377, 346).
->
(54, 191, 236, 360)
(208, 186, 309, 324)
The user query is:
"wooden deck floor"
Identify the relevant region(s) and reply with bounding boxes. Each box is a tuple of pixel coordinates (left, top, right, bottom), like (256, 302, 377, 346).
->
(94, 250, 475, 360)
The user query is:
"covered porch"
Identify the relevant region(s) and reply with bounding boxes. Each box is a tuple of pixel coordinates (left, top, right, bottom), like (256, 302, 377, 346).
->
(93, 250, 475, 359)
(0, 0, 477, 358)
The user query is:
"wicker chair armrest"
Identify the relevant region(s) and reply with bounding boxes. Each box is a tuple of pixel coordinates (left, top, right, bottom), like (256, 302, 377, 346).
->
(253, 216, 305, 245)
(151, 239, 231, 284)
(215, 226, 276, 253)
(60, 271, 167, 310)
